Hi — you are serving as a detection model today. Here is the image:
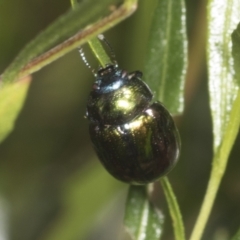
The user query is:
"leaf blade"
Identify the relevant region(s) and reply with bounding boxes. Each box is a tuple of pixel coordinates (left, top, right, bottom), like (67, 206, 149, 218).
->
(1, 0, 137, 84)
(144, 0, 187, 114)
(124, 185, 164, 240)
(207, 0, 240, 152)
(189, 2, 240, 240)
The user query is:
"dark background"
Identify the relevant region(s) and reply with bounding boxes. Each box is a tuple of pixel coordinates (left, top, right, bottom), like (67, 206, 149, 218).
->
(0, 0, 239, 239)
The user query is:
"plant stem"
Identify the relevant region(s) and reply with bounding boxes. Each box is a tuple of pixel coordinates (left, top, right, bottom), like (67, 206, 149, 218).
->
(88, 38, 112, 67)
(70, 0, 112, 67)
(160, 177, 185, 240)
(189, 165, 222, 240)
(87, 0, 139, 67)
(189, 90, 240, 240)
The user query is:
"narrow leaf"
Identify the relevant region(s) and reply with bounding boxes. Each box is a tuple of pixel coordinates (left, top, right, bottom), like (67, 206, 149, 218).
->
(144, 0, 187, 114)
(231, 227, 240, 240)
(124, 185, 164, 240)
(1, 0, 137, 84)
(160, 177, 185, 240)
(189, 4, 240, 239)
(0, 77, 31, 143)
(207, 0, 240, 152)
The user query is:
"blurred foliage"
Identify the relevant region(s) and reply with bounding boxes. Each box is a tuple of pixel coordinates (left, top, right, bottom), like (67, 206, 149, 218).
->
(0, 0, 240, 240)
(0, 77, 31, 143)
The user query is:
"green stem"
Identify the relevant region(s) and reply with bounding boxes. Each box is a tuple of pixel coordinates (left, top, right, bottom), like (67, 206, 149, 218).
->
(86, 0, 139, 66)
(160, 177, 185, 240)
(70, 0, 112, 67)
(189, 166, 222, 240)
(88, 38, 112, 67)
(189, 90, 240, 240)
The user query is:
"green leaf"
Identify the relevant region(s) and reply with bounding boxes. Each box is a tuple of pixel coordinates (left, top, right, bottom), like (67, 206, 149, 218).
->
(207, 0, 240, 152)
(160, 177, 185, 240)
(189, 2, 240, 240)
(1, 0, 116, 84)
(0, 78, 31, 143)
(144, 0, 187, 114)
(1, 0, 137, 84)
(124, 185, 164, 240)
(231, 227, 240, 240)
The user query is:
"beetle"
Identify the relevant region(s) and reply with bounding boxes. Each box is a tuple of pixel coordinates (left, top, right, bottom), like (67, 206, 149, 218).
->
(82, 35, 180, 184)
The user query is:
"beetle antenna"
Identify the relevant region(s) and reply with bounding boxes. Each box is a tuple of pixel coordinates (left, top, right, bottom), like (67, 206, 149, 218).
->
(98, 34, 118, 67)
(78, 47, 97, 76)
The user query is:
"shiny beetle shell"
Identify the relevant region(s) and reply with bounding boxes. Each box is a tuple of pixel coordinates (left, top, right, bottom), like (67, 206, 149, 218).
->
(86, 65, 180, 184)
(87, 65, 152, 125)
